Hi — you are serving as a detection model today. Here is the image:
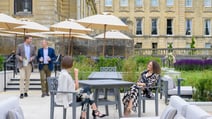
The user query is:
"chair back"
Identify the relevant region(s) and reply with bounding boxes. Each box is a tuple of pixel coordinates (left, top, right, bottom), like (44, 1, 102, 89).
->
(47, 77, 58, 95)
(100, 67, 116, 72)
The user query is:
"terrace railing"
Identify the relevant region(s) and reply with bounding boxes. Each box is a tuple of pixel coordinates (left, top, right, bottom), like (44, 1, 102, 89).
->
(134, 48, 212, 57)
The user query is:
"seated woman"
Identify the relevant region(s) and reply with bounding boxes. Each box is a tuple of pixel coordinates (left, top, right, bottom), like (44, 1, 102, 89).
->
(55, 56, 106, 119)
(122, 60, 161, 117)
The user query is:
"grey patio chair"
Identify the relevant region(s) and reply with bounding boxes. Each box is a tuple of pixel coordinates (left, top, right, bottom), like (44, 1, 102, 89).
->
(100, 67, 116, 72)
(161, 75, 193, 104)
(137, 75, 161, 117)
(47, 77, 89, 119)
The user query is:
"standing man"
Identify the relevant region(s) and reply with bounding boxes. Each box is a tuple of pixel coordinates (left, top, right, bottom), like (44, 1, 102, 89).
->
(37, 40, 56, 97)
(16, 35, 36, 99)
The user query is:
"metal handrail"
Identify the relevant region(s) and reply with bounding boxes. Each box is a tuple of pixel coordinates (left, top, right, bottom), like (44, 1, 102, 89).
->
(3, 53, 16, 91)
(53, 54, 61, 77)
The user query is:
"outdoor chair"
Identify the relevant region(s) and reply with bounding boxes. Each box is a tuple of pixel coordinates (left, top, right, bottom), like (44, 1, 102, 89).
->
(137, 75, 161, 117)
(89, 66, 118, 116)
(161, 75, 193, 104)
(47, 77, 89, 119)
(100, 67, 117, 72)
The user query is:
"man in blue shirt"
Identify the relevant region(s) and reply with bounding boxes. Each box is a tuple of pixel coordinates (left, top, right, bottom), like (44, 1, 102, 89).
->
(37, 40, 56, 97)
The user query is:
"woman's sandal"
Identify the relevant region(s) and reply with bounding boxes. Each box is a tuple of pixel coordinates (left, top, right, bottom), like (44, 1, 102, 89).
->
(92, 110, 107, 118)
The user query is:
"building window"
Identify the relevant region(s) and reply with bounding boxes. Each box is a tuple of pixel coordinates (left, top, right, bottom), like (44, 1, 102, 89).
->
(135, 0, 142, 7)
(136, 18, 142, 35)
(185, 0, 192, 7)
(186, 19, 192, 35)
(105, 0, 112, 6)
(167, 19, 173, 35)
(151, 19, 158, 35)
(151, 0, 159, 7)
(167, 0, 174, 6)
(204, 0, 212, 7)
(14, 0, 32, 15)
(135, 42, 142, 48)
(120, 0, 128, 7)
(204, 19, 211, 36)
(205, 43, 211, 48)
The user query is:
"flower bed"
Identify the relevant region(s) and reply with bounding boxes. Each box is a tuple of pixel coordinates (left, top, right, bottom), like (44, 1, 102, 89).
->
(174, 59, 212, 71)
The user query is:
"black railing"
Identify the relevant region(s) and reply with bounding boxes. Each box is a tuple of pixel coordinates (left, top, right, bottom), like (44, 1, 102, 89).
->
(3, 53, 16, 91)
(54, 54, 62, 77)
(134, 48, 212, 57)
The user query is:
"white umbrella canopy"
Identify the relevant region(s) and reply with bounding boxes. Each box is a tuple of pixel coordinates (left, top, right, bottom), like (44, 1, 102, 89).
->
(43, 31, 93, 55)
(14, 20, 49, 33)
(77, 12, 128, 56)
(95, 30, 131, 40)
(50, 19, 92, 55)
(50, 19, 91, 34)
(0, 13, 23, 30)
(95, 30, 131, 56)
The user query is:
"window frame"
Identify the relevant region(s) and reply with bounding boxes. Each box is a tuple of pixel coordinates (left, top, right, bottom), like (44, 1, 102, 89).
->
(151, 18, 158, 35)
(167, 0, 174, 6)
(105, 0, 113, 7)
(14, 0, 33, 15)
(204, 19, 211, 36)
(135, 18, 143, 36)
(185, 0, 192, 7)
(204, 0, 212, 7)
(185, 19, 192, 36)
(167, 19, 173, 35)
(151, 0, 159, 7)
(120, 0, 128, 7)
(135, 0, 143, 7)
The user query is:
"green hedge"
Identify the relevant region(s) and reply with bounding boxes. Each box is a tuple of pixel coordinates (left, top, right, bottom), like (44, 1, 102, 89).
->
(0, 55, 4, 71)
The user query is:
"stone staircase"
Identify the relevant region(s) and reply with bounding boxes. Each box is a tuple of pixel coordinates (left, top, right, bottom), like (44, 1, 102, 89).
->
(5, 71, 56, 91)
(6, 78, 41, 90)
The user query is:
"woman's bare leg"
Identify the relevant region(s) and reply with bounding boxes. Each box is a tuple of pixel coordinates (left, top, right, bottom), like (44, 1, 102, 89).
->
(124, 99, 133, 117)
(81, 111, 86, 119)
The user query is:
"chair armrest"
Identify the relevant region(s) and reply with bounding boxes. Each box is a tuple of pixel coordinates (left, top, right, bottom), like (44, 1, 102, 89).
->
(177, 78, 184, 96)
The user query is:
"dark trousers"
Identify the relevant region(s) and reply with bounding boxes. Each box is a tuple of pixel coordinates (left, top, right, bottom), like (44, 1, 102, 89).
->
(40, 65, 51, 94)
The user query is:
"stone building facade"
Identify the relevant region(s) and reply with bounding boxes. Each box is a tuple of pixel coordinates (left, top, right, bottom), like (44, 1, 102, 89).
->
(91, 0, 212, 49)
(1, 0, 212, 55)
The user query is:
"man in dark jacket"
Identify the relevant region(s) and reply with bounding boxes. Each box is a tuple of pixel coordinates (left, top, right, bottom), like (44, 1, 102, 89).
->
(37, 40, 56, 97)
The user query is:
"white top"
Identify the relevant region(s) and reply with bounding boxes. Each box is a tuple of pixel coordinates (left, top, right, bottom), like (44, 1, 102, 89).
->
(55, 69, 75, 108)
(43, 48, 48, 64)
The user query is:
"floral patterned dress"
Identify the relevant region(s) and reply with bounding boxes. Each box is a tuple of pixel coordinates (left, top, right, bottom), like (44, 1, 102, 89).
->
(122, 70, 159, 112)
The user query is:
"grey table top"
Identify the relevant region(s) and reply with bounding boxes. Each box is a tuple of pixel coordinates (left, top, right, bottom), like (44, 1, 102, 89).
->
(79, 79, 134, 88)
(88, 72, 122, 80)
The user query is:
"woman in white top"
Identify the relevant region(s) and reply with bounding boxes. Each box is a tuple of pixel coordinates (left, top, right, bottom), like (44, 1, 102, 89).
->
(55, 56, 106, 119)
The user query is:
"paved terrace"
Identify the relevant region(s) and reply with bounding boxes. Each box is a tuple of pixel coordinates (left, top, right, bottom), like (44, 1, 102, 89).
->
(0, 72, 212, 119)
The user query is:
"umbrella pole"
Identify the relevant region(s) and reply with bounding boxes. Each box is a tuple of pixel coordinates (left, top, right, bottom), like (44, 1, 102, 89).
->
(68, 29, 72, 56)
(15, 34, 17, 51)
(113, 39, 114, 57)
(103, 24, 106, 57)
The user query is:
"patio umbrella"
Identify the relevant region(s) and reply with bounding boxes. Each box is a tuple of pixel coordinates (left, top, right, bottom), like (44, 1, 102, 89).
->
(0, 30, 48, 50)
(0, 13, 23, 30)
(50, 19, 91, 55)
(13, 20, 49, 36)
(77, 12, 128, 56)
(44, 31, 93, 55)
(95, 30, 131, 56)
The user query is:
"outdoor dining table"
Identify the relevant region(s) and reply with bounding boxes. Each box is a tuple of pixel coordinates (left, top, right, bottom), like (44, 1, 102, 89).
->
(78, 79, 134, 118)
(88, 71, 122, 80)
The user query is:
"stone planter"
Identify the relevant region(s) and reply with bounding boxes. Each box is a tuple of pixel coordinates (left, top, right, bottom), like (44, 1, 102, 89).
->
(0, 70, 13, 92)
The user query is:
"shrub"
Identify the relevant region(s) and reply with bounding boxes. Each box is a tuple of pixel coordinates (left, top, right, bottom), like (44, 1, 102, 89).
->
(0, 55, 4, 71)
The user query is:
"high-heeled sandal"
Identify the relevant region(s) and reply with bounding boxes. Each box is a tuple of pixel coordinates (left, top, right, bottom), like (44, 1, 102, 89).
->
(80, 116, 85, 119)
(92, 110, 106, 118)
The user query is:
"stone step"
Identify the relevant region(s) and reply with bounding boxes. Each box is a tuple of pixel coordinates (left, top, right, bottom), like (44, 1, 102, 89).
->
(6, 85, 41, 90)
(7, 81, 41, 85)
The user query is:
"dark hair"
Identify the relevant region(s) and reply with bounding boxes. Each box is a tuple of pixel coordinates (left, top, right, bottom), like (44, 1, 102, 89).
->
(24, 35, 32, 41)
(151, 61, 161, 74)
(61, 56, 73, 69)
